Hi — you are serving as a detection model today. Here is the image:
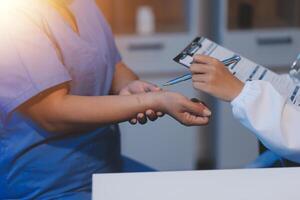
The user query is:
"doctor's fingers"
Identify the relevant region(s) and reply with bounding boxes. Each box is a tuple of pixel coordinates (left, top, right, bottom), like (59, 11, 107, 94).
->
(191, 73, 209, 83)
(193, 54, 220, 65)
(190, 63, 211, 74)
(192, 81, 213, 94)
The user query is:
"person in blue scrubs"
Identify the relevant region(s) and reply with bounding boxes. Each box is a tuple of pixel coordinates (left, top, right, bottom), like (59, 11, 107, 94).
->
(0, 0, 211, 199)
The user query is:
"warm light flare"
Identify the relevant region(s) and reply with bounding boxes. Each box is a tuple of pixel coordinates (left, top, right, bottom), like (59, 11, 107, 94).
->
(0, 1, 19, 25)
(0, 0, 35, 39)
(0, 0, 26, 19)
(0, 0, 22, 10)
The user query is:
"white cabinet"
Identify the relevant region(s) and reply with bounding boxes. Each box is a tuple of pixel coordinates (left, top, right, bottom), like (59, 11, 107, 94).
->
(214, 0, 300, 68)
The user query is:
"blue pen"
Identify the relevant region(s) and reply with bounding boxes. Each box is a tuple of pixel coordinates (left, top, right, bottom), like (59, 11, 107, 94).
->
(163, 55, 241, 86)
(163, 73, 193, 86)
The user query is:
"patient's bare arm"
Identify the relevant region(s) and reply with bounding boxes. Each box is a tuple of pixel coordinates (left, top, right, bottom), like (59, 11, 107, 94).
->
(18, 83, 211, 135)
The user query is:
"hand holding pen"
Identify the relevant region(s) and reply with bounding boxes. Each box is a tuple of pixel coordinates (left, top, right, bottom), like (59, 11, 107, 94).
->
(163, 55, 241, 86)
(190, 55, 244, 102)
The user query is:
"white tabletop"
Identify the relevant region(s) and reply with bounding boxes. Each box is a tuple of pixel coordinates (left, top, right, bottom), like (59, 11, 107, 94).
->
(93, 167, 300, 200)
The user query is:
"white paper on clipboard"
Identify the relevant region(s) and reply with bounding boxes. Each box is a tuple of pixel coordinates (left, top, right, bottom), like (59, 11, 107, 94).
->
(173, 37, 300, 108)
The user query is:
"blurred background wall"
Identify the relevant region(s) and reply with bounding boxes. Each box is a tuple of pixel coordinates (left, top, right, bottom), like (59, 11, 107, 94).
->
(95, 0, 300, 171)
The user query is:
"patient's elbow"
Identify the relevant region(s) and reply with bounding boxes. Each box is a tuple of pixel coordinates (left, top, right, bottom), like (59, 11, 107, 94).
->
(37, 119, 68, 134)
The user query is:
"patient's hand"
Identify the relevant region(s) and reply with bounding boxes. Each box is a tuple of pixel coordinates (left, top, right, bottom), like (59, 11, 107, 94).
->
(119, 80, 164, 125)
(155, 92, 211, 126)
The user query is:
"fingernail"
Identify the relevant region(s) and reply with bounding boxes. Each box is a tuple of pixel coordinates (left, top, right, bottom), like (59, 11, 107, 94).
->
(157, 112, 163, 117)
(191, 98, 200, 103)
(130, 119, 137, 124)
(155, 86, 162, 91)
(203, 109, 212, 116)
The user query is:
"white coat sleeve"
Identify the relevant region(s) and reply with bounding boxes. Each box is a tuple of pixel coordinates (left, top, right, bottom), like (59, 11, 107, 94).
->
(231, 80, 300, 163)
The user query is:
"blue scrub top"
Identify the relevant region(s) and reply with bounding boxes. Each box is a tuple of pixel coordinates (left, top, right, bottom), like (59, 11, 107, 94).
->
(0, 0, 122, 199)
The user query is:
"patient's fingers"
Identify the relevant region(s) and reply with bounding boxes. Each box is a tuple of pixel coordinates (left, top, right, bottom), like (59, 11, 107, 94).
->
(145, 84, 162, 93)
(137, 113, 147, 125)
(191, 98, 211, 112)
(130, 110, 164, 125)
(146, 109, 158, 121)
(157, 111, 165, 117)
(130, 118, 138, 125)
(184, 100, 211, 117)
(183, 112, 210, 126)
(190, 98, 201, 103)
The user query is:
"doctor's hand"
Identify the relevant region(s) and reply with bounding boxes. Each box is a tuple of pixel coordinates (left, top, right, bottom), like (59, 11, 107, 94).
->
(119, 80, 164, 125)
(155, 92, 211, 126)
(190, 55, 244, 102)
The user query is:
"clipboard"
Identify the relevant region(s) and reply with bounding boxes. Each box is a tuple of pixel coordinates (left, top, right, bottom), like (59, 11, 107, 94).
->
(171, 36, 300, 108)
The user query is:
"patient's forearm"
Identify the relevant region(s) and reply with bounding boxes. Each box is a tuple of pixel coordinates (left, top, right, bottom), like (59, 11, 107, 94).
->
(20, 83, 210, 133)
(51, 94, 156, 132)
(20, 86, 159, 134)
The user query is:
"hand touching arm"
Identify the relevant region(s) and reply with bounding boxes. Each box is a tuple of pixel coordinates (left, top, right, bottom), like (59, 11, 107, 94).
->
(19, 83, 211, 135)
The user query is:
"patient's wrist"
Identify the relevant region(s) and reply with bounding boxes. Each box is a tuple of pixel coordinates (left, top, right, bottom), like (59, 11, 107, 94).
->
(139, 92, 163, 111)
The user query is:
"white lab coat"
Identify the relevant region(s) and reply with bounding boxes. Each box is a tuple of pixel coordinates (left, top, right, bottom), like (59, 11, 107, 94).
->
(231, 80, 300, 163)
